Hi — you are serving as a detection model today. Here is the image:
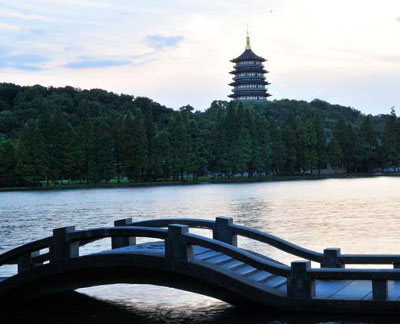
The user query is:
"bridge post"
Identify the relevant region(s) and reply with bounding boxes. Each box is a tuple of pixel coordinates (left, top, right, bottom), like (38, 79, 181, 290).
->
(165, 224, 193, 263)
(213, 216, 237, 247)
(321, 248, 344, 268)
(112, 218, 136, 249)
(51, 226, 79, 262)
(287, 261, 314, 299)
(18, 251, 41, 273)
(372, 280, 388, 301)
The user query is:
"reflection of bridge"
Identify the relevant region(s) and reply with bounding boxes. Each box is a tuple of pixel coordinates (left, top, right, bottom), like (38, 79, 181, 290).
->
(2, 217, 400, 313)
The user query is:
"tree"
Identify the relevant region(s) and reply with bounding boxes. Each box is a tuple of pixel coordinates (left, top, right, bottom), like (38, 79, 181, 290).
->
(121, 114, 148, 181)
(381, 108, 400, 170)
(0, 139, 18, 185)
(168, 113, 188, 181)
(187, 119, 207, 179)
(88, 122, 114, 183)
(72, 115, 94, 182)
(330, 118, 347, 171)
(154, 130, 172, 180)
(144, 105, 156, 180)
(269, 119, 286, 174)
(49, 107, 74, 183)
(111, 117, 124, 183)
(359, 115, 378, 172)
(256, 117, 272, 176)
(16, 125, 48, 184)
(225, 103, 239, 177)
(313, 115, 327, 174)
(210, 109, 228, 177)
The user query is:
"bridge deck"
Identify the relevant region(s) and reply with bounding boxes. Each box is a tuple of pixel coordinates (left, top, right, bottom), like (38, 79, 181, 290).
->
(96, 241, 400, 301)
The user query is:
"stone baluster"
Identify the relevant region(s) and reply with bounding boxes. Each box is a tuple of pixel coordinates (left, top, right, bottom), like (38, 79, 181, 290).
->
(112, 218, 136, 249)
(372, 280, 388, 301)
(287, 260, 315, 299)
(51, 226, 79, 262)
(165, 224, 193, 264)
(213, 216, 237, 247)
(18, 251, 41, 273)
(321, 248, 344, 268)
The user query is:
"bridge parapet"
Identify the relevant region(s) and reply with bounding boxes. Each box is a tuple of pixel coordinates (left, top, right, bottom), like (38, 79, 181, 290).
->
(4, 217, 400, 306)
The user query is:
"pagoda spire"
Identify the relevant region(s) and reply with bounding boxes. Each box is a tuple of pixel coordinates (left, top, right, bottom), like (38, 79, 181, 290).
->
(246, 25, 251, 50)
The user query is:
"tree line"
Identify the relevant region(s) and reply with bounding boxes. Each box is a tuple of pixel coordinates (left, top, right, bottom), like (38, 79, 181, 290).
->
(0, 83, 399, 186)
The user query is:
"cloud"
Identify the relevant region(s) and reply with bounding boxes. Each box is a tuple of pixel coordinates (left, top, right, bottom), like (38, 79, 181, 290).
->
(0, 22, 21, 31)
(0, 8, 52, 21)
(396, 16, 400, 22)
(63, 58, 131, 69)
(0, 53, 48, 70)
(145, 35, 184, 50)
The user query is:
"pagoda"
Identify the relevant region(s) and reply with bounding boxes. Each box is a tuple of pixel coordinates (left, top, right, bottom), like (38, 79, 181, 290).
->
(228, 31, 271, 101)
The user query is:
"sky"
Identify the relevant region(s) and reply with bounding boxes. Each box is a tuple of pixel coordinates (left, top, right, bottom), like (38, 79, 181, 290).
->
(0, 0, 400, 115)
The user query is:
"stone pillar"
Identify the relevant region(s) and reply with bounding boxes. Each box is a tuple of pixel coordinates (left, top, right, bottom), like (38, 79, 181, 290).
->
(51, 226, 79, 262)
(287, 260, 314, 299)
(372, 280, 388, 301)
(165, 224, 193, 263)
(321, 248, 344, 268)
(112, 218, 136, 249)
(18, 251, 41, 273)
(213, 216, 237, 247)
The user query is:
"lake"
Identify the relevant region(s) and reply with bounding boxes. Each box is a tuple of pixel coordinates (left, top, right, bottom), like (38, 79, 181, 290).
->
(1, 177, 400, 323)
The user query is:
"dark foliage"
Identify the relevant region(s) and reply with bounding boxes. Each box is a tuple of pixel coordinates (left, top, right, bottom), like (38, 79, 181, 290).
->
(0, 83, 398, 186)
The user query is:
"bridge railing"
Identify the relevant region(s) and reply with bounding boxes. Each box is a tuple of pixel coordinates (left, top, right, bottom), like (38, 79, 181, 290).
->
(0, 226, 169, 273)
(0, 222, 291, 280)
(131, 217, 325, 263)
(130, 217, 400, 269)
(3, 219, 400, 303)
(287, 260, 400, 302)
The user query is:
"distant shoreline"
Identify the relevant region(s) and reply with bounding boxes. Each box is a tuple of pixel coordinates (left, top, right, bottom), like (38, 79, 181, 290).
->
(0, 173, 399, 192)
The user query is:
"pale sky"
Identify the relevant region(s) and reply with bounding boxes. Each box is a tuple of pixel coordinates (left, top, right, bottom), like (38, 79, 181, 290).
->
(1, 0, 400, 115)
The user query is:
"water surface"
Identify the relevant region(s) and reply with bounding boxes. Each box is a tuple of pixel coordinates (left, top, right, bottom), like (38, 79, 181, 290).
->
(1, 177, 400, 323)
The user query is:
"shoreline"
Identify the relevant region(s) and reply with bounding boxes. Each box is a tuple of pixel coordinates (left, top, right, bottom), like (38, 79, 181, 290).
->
(0, 173, 398, 192)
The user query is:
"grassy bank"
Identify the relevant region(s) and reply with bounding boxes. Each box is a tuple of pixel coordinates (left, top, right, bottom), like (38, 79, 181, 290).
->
(0, 173, 399, 192)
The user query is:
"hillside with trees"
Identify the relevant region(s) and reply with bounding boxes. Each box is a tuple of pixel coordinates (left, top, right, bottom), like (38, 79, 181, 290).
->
(0, 82, 399, 187)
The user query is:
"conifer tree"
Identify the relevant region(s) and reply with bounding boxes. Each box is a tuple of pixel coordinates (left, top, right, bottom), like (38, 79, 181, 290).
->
(49, 107, 74, 183)
(168, 113, 187, 181)
(313, 115, 327, 174)
(381, 108, 400, 169)
(111, 117, 123, 183)
(269, 119, 286, 174)
(89, 122, 114, 183)
(0, 139, 18, 185)
(360, 115, 378, 171)
(16, 125, 48, 184)
(210, 109, 228, 177)
(144, 105, 156, 180)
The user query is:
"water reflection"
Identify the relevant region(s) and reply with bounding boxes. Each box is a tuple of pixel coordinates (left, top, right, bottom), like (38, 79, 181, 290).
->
(1, 177, 400, 322)
(2, 289, 400, 324)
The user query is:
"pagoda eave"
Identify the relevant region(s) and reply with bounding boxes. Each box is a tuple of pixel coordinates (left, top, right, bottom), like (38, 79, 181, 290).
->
(230, 69, 268, 74)
(228, 93, 272, 98)
(229, 81, 270, 86)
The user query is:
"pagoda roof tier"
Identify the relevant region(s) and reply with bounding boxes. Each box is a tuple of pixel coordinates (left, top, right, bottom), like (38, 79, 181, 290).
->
(231, 88, 268, 93)
(233, 65, 267, 71)
(230, 67, 267, 74)
(229, 79, 270, 86)
(231, 49, 266, 63)
(233, 75, 266, 80)
(229, 92, 271, 98)
(229, 89, 271, 97)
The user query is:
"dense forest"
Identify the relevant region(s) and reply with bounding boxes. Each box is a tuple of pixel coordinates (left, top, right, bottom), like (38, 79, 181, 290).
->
(0, 82, 399, 187)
